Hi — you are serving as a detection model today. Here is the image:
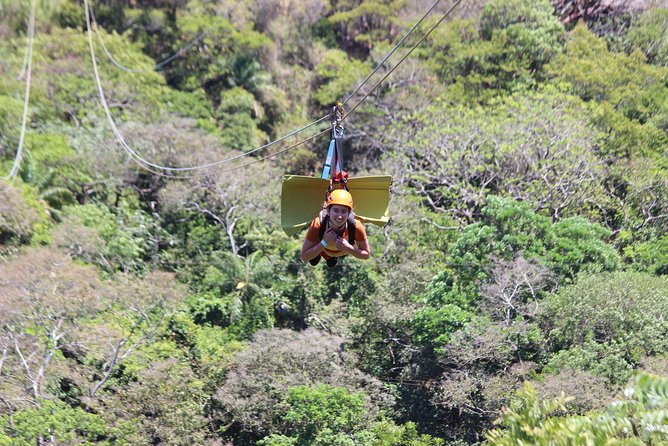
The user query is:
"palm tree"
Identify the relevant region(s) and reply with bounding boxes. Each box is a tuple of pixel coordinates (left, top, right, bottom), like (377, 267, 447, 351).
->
(209, 250, 274, 330)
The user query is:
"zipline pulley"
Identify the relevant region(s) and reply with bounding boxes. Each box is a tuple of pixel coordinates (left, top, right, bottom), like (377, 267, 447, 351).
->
(321, 103, 347, 185)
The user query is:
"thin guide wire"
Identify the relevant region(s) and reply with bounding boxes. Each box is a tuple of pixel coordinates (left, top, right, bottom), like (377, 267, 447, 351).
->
(3, 0, 36, 181)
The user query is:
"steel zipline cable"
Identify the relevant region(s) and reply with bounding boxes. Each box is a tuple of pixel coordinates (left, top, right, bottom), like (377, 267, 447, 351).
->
(84, 0, 463, 179)
(2, 0, 36, 181)
(83, 0, 446, 176)
(84, 0, 331, 176)
(340, 0, 445, 106)
(17, 27, 31, 81)
(342, 0, 465, 121)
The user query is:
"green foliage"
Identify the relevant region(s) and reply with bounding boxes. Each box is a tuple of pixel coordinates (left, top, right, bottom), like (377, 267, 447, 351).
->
(484, 381, 574, 446)
(624, 235, 668, 275)
(218, 86, 257, 116)
(164, 311, 245, 389)
(323, 257, 379, 311)
(282, 384, 368, 442)
(368, 420, 445, 446)
(0, 399, 112, 446)
(411, 304, 474, 349)
(174, 5, 272, 98)
(0, 27, 168, 123)
(20, 132, 91, 202)
(544, 341, 636, 385)
(0, 180, 42, 246)
(479, 0, 563, 70)
(314, 49, 370, 105)
(541, 272, 668, 383)
(218, 110, 264, 151)
(216, 86, 266, 150)
(545, 25, 668, 163)
(625, 8, 668, 67)
(425, 0, 563, 99)
(547, 23, 668, 130)
(258, 435, 299, 446)
(59, 202, 154, 273)
(259, 385, 445, 446)
(478, 197, 552, 256)
(546, 217, 620, 278)
(588, 100, 668, 160)
(188, 250, 275, 337)
(0, 94, 24, 151)
(485, 373, 668, 445)
(447, 196, 619, 286)
(419, 271, 472, 309)
(160, 87, 213, 120)
(328, 0, 408, 57)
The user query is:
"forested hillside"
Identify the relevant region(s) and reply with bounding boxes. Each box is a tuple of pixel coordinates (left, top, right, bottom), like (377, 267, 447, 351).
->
(1, 0, 668, 444)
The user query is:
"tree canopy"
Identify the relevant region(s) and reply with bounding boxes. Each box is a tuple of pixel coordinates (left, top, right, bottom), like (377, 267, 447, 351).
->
(1, 0, 667, 444)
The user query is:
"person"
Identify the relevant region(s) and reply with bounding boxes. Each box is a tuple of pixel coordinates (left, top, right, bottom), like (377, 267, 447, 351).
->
(300, 189, 370, 267)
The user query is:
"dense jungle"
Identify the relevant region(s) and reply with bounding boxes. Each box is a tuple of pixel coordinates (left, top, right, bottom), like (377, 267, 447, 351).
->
(1, 0, 668, 444)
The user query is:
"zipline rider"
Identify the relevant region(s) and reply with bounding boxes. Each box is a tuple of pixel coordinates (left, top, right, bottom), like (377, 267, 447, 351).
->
(300, 189, 370, 268)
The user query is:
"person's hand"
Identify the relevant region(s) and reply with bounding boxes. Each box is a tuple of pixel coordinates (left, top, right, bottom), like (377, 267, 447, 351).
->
(323, 228, 338, 245)
(335, 237, 353, 252)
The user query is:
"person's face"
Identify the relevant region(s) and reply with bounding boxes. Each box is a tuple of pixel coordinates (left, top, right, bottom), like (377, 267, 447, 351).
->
(328, 205, 350, 229)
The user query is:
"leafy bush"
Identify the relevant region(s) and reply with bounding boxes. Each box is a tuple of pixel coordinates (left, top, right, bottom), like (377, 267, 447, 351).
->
(624, 235, 668, 275)
(446, 197, 619, 287)
(547, 23, 668, 129)
(19, 132, 90, 208)
(543, 341, 636, 385)
(411, 304, 474, 349)
(102, 359, 210, 446)
(1, 27, 167, 123)
(219, 111, 264, 151)
(0, 400, 112, 446)
(541, 272, 668, 382)
(281, 384, 368, 442)
(186, 250, 275, 337)
(625, 8, 668, 66)
(160, 88, 213, 120)
(173, 8, 272, 99)
(0, 180, 40, 246)
(479, 0, 564, 70)
(546, 217, 620, 278)
(213, 328, 393, 440)
(531, 368, 616, 413)
(0, 94, 24, 150)
(426, 0, 563, 97)
(56, 203, 154, 273)
(328, 0, 407, 57)
(259, 386, 446, 446)
(485, 372, 668, 445)
(216, 87, 266, 150)
(368, 421, 445, 446)
(314, 49, 369, 105)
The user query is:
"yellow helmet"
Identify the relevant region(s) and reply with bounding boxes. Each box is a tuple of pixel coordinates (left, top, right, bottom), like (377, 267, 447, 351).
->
(327, 189, 353, 209)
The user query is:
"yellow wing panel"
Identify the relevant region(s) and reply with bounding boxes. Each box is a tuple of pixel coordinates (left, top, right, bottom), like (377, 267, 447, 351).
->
(281, 175, 392, 236)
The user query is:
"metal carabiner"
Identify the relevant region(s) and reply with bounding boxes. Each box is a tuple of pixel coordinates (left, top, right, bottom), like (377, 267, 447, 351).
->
(330, 103, 345, 139)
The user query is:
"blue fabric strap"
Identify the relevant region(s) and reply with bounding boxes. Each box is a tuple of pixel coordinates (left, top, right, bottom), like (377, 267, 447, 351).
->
(321, 139, 336, 179)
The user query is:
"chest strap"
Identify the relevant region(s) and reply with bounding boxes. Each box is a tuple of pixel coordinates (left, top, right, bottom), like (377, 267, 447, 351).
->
(319, 213, 356, 246)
